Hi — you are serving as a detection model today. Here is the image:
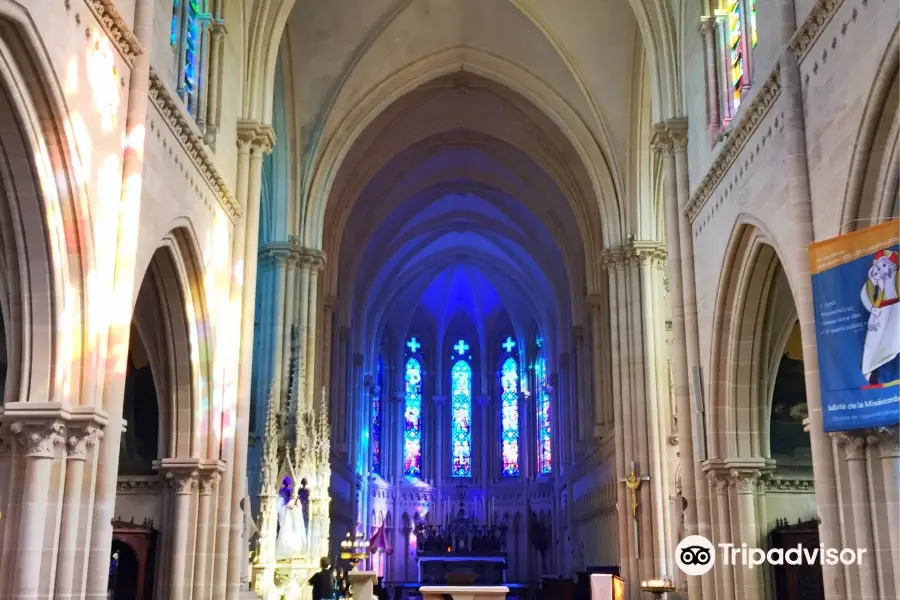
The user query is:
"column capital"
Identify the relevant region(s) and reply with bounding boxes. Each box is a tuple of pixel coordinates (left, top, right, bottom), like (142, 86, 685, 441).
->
(832, 431, 868, 460)
(728, 469, 760, 494)
(625, 241, 667, 268)
(665, 119, 689, 151)
(9, 419, 66, 458)
(236, 120, 276, 154)
(698, 15, 717, 35)
(199, 471, 221, 496)
(66, 425, 104, 461)
(599, 246, 627, 270)
(867, 426, 899, 458)
(650, 124, 673, 156)
(706, 470, 730, 493)
(156, 458, 202, 495)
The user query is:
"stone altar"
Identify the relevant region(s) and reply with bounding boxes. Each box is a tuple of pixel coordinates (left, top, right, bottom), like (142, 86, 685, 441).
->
(420, 585, 509, 600)
(347, 570, 378, 600)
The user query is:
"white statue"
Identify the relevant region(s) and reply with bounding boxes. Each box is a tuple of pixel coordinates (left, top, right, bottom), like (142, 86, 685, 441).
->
(275, 493, 307, 560)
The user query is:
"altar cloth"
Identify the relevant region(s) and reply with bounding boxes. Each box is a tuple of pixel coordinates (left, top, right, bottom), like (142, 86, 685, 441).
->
(419, 585, 509, 600)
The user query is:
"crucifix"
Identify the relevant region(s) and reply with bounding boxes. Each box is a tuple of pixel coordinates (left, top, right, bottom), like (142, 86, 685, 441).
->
(619, 461, 650, 559)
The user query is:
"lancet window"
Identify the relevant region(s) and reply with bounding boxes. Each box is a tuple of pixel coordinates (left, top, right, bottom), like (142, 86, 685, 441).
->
(372, 353, 384, 476)
(706, 0, 759, 129)
(450, 339, 473, 478)
(404, 338, 423, 477)
(170, 0, 210, 120)
(534, 337, 552, 475)
(499, 339, 521, 477)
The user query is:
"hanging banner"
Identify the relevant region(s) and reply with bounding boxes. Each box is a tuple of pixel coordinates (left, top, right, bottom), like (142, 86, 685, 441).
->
(809, 220, 900, 432)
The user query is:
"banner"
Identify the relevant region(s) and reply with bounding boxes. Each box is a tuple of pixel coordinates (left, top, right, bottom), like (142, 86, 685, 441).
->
(809, 220, 900, 432)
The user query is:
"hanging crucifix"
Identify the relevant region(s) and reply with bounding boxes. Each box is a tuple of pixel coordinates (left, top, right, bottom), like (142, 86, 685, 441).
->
(619, 461, 650, 559)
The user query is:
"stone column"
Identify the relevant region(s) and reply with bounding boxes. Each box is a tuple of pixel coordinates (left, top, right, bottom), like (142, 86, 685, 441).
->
(323, 296, 336, 432)
(0, 432, 13, 581)
(9, 419, 66, 599)
(869, 427, 899, 598)
(558, 353, 575, 468)
(659, 121, 710, 600)
(295, 255, 312, 401)
(56, 425, 104, 599)
(708, 472, 735, 600)
(834, 434, 878, 599)
(572, 326, 590, 443)
(266, 247, 290, 413)
(699, 16, 720, 143)
(226, 123, 274, 600)
(587, 295, 605, 433)
(166, 468, 200, 600)
(193, 469, 220, 599)
(730, 470, 762, 600)
(305, 252, 326, 412)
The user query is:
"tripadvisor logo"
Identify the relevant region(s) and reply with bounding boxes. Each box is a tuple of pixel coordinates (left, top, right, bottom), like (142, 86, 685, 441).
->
(675, 535, 868, 576)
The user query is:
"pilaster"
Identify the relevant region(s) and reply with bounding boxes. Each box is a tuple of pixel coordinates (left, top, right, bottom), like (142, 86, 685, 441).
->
(160, 459, 201, 600)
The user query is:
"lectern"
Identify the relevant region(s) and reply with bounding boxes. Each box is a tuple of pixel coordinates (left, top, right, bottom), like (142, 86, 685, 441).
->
(589, 574, 624, 600)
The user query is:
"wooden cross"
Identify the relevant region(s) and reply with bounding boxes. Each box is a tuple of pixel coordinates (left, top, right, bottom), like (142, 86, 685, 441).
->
(619, 461, 650, 559)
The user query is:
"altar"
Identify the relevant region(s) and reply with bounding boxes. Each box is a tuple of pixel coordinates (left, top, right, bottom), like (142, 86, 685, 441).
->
(414, 486, 508, 586)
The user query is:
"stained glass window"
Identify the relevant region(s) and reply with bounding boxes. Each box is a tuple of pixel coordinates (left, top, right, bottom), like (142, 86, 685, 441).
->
(183, 0, 202, 114)
(535, 348, 552, 475)
(500, 356, 520, 477)
(727, 0, 746, 111)
(404, 355, 423, 477)
(748, 0, 758, 48)
(372, 354, 384, 475)
(451, 358, 473, 478)
(171, 0, 181, 47)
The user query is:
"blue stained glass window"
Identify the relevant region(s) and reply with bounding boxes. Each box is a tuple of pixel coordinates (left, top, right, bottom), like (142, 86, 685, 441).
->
(171, 0, 181, 47)
(535, 349, 552, 475)
(404, 356, 423, 477)
(183, 0, 201, 113)
(500, 357, 520, 477)
(372, 354, 384, 475)
(450, 359, 473, 477)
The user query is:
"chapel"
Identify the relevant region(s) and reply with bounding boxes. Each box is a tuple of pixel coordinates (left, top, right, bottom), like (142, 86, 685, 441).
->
(0, 0, 897, 599)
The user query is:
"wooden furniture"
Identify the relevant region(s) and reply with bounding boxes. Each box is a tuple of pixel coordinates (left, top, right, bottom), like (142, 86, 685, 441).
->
(768, 518, 825, 600)
(111, 518, 158, 600)
(420, 585, 509, 600)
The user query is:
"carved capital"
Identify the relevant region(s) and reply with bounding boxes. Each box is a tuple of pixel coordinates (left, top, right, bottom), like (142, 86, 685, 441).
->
(166, 470, 199, 495)
(650, 124, 673, 156)
(707, 471, 729, 494)
(624, 241, 668, 268)
(10, 420, 66, 458)
(666, 119, 689, 152)
(867, 426, 900, 458)
(729, 469, 760, 494)
(698, 15, 717, 36)
(67, 426, 104, 460)
(199, 472, 221, 496)
(833, 432, 867, 460)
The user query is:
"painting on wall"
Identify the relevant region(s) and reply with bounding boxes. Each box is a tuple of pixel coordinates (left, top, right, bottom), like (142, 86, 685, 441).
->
(770, 323, 812, 462)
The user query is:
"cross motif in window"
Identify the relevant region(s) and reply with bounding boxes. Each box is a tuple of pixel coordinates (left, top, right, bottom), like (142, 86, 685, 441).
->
(502, 337, 516, 353)
(453, 340, 469, 355)
(407, 337, 421, 353)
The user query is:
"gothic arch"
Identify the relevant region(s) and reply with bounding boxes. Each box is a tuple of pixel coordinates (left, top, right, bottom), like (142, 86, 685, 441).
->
(841, 24, 900, 232)
(300, 47, 620, 254)
(707, 219, 801, 460)
(0, 5, 95, 406)
(130, 228, 213, 460)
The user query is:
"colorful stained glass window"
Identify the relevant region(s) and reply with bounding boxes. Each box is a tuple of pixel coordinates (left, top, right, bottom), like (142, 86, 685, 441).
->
(451, 358, 473, 478)
(748, 0, 758, 48)
(183, 0, 201, 114)
(728, 0, 746, 111)
(500, 356, 520, 477)
(404, 356, 423, 477)
(171, 0, 181, 47)
(535, 349, 552, 475)
(372, 354, 384, 475)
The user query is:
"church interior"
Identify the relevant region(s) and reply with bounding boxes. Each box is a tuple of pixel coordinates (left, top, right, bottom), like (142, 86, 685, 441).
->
(0, 0, 897, 599)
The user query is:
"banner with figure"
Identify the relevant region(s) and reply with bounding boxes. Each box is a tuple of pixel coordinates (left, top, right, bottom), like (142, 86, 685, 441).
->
(809, 220, 900, 432)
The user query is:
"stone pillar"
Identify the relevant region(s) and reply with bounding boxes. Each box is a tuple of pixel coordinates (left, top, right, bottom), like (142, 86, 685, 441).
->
(572, 326, 590, 443)
(0, 431, 21, 589)
(708, 472, 735, 600)
(869, 427, 899, 598)
(295, 255, 312, 401)
(587, 295, 605, 433)
(834, 434, 878, 599)
(165, 467, 200, 600)
(323, 296, 336, 433)
(193, 469, 221, 599)
(730, 470, 762, 600)
(9, 419, 66, 599)
(56, 425, 104, 599)
(268, 247, 290, 412)
(305, 253, 326, 411)
(657, 121, 710, 600)
(699, 16, 720, 143)
(226, 122, 274, 600)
